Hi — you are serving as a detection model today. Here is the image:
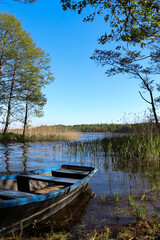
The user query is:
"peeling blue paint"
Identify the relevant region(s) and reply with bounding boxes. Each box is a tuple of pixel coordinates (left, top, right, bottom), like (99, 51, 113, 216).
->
(0, 166, 96, 209)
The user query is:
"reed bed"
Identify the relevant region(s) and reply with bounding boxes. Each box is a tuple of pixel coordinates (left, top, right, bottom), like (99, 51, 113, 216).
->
(65, 122, 160, 174)
(0, 125, 80, 142)
(1, 123, 160, 239)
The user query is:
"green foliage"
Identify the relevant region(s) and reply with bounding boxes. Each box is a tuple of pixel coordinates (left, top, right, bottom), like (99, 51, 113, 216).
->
(128, 195, 146, 220)
(14, 0, 36, 3)
(66, 125, 160, 175)
(71, 123, 133, 132)
(101, 134, 160, 163)
(0, 133, 23, 143)
(0, 13, 54, 134)
(61, 0, 160, 131)
(61, 0, 160, 45)
(70, 122, 158, 133)
(114, 192, 120, 219)
(91, 47, 160, 132)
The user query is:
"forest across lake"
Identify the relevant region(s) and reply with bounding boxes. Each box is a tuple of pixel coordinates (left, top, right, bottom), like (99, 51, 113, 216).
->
(0, 122, 156, 143)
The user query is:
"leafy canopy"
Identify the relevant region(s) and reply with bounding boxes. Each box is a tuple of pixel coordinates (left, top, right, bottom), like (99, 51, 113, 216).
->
(61, 0, 160, 130)
(14, 0, 36, 3)
(0, 12, 54, 132)
(61, 0, 160, 46)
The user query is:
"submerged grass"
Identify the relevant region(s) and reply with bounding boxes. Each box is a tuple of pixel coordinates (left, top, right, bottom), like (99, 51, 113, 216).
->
(1, 123, 160, 239)
(101, 133, 160, 162)
(66, 122, 160, 172)
(62, 125, 160, 239)
(128, 195, 146, 220)
(100, 133, 160, 177)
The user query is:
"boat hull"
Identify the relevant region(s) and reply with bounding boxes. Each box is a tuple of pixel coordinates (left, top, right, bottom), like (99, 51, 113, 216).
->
(0, 165, 96, 236)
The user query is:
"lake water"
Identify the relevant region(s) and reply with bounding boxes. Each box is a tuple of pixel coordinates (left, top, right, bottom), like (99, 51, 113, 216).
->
(0, 132, 160, 238)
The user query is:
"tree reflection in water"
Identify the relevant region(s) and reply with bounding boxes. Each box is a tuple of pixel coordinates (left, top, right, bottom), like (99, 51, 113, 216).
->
(0, 133, 160, 232)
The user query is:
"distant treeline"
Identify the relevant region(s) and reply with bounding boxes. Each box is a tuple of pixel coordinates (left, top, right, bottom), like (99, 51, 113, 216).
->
(38, 123, 156, 133)
(3, 122, 156, 143)
(71, 124, 132, 133)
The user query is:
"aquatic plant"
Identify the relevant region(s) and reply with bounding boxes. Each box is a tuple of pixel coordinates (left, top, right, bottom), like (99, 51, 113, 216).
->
(100, 194, 107, 204)
(135, 203, 146, 220)
(114, 192, 119, 220)
(128, 195, 146, 220)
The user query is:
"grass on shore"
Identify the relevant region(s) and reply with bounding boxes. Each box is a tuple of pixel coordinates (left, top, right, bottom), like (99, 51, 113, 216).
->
(2, 219, 160, 240)
(84, 219, 160, 240)
(0, 126, 80, 143)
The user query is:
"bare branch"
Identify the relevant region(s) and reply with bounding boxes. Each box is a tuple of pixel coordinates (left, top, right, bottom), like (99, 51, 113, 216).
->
(139, 91, 151, 104)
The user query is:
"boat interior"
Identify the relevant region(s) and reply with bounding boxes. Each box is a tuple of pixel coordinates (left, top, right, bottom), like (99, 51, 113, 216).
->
(0, 165, 93, 201)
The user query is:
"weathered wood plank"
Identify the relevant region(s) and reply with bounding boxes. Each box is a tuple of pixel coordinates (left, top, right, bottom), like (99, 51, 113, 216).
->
(53, 168, 89, 175)
(33, 185, 64, 194)
(18, 174, 79, 184)
(62, 165, 94, 172)
(0, 188, 35, 199)
(17, 174, 79, 192)
(52, 168, 89, 179)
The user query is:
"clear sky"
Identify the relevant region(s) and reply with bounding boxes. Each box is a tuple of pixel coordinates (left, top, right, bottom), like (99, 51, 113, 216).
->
(1, 0, 151, 127)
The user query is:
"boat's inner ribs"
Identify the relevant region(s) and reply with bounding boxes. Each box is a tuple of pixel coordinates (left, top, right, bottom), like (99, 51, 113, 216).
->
(16, 174, 79, 193)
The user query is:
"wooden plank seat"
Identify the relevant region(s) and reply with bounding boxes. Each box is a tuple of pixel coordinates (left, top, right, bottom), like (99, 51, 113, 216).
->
(62, 165, 94, 172)
(17, 174, 79, 192)
(0, 188, 35, 200)
(52, 168, 90, 179)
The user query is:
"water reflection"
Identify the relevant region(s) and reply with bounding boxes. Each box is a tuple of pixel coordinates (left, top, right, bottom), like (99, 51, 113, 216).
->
(23, 184, 95, 239)
(0, 133, 160, 231)
(0, 134, 159, 195)
(4, 147, 10, 174)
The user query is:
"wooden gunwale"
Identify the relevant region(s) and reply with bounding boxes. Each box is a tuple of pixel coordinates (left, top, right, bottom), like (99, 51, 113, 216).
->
(0, 164, 97, 236)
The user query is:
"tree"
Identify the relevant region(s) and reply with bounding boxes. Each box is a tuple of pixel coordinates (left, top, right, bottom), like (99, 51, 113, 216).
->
(0, 13, 54, 134)
(0, 0, 36, 3)
(91, 48, 160, 132)
(61, 0, 160, 131)
(61, 0, 160, 45)
(14, 0, 36, 3)
(22, 89, 46, 138)
(19, 58, 52, 139)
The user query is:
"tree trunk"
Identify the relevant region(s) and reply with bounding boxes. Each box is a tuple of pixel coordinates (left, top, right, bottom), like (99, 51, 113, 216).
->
(138, 74, 160, 134)
(149, 88, 160, 134)
(3, 71, 16, 134)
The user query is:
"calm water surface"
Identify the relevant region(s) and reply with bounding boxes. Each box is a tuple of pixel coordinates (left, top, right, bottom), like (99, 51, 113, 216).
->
(0, 132, 160, 236)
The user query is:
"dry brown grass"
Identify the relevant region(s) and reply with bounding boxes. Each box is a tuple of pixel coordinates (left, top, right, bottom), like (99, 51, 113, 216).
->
(6, 125, 80, 141)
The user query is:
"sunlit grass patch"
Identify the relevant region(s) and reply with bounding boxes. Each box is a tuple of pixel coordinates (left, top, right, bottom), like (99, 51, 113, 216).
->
(0, 125, 80, 143)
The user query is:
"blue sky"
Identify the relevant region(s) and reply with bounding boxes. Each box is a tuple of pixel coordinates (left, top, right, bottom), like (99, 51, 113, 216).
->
(1, 0, 151, 127)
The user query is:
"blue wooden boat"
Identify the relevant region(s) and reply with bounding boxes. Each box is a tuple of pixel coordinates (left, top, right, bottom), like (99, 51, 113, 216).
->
(0, 164, 96, 236)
